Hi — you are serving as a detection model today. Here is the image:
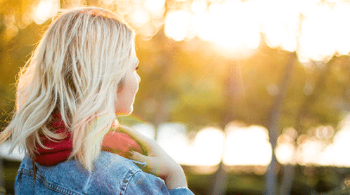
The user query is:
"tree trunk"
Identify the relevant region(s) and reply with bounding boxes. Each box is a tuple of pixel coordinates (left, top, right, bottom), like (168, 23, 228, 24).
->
(0, 24, 6, 194)
(280, 164, 295, 195)
(211, 162, 228, 195)
(153, 96, 171, 139)
(0, 158, 5, 194)
(266, 52, 296, 195)
(211, 60, 243, 195)
(295, 59, 333, 133)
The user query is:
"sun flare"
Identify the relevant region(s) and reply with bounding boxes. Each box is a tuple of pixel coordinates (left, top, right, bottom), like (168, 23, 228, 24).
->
(162, 0, 350, 62)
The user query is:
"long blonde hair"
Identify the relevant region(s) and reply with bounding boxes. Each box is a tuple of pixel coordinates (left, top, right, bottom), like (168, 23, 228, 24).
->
(0, 7, 136, 172)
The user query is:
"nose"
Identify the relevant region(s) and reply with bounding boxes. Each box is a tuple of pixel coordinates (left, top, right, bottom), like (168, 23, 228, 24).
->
(137, 73, 141, 83)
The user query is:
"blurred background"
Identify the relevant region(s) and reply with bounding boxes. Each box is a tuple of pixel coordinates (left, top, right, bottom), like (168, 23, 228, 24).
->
(1, 0, 350, 194)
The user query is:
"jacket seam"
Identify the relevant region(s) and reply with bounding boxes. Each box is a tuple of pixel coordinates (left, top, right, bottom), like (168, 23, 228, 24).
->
(18, 168, 85, 195)
(119, 168, 141, 195)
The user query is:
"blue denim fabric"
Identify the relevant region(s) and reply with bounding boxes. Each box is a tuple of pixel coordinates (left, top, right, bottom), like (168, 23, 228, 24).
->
(15, 151, 194, 195)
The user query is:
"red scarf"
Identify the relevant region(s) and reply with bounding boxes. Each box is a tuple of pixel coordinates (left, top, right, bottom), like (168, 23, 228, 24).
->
(34, 113, 142, 166)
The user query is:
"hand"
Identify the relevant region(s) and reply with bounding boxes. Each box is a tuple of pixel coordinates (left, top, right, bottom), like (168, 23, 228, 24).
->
(118, 125, 188, 190)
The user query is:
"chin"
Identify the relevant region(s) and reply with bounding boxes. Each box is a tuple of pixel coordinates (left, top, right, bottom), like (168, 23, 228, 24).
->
(115, 107, 133, 116)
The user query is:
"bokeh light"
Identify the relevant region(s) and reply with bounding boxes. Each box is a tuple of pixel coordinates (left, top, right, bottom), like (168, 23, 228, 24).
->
(34, 0, 59, 25)
(162, 0, 350, 62)
(275, 128, 297, 165)
(157, 124, 225, 167)
(12, 0, 349, 62)
(223, 123, 272, 166)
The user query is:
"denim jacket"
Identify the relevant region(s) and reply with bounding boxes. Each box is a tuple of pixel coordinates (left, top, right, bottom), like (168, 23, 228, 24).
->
(15, 151, 194, 195)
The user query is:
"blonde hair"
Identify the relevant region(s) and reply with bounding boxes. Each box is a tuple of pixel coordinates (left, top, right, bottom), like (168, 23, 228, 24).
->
(0, 7, 136, 172)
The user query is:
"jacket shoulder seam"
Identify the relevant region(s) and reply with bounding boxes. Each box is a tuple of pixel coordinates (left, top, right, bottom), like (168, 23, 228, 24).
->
(18, 167, 86, 195)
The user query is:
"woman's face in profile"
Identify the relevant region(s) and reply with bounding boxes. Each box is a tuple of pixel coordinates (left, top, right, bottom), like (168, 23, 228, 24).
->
(115, 56, 140, 115)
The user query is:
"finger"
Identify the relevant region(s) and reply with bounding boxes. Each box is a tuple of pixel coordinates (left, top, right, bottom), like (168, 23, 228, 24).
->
(127, 151, 161, 177)
(118, 125, 153, 149)
(127, 150, 149, 163)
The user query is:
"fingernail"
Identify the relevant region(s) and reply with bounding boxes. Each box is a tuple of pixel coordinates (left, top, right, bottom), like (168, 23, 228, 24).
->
(126, 151, 134, 158)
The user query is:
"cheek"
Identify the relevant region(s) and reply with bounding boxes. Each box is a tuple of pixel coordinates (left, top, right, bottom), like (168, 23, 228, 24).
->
(115, 93, 132, 114)
(115, 87, 136, 114)
(115, 71, 140, 114)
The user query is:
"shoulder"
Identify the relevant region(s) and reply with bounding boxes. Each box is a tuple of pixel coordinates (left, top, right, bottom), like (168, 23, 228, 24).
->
(122, 167, 169, 194)
(86, 151, 154, 194)
(16, 152, 194, 195)
(95, 152, 170, 194)
(15, 152, 149, 194)
(94, 151, 146, 175)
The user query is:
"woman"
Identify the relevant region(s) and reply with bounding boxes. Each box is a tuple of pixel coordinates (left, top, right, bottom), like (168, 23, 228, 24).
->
(0, 7, 194, 194)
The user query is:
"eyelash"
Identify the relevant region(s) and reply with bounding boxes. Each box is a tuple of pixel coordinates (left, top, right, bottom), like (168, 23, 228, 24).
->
(135, 66, 139, 70)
